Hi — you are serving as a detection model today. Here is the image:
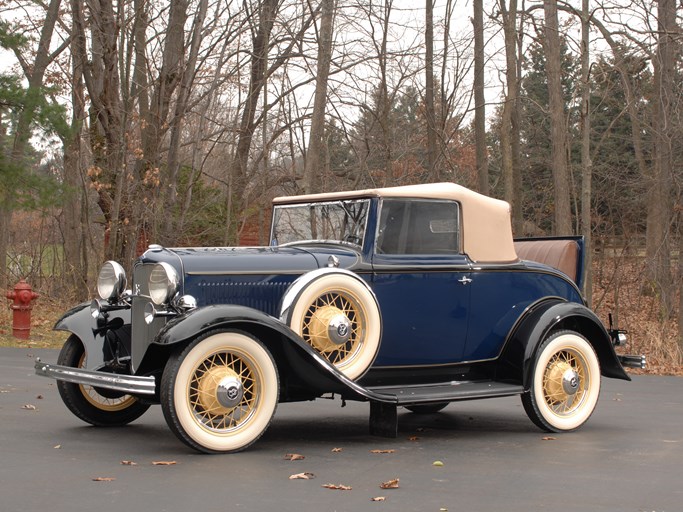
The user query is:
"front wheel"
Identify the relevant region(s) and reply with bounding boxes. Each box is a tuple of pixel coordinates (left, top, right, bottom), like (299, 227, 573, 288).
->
(56, 335, 150, 426)
(522, 330, 601, 432)
(161, 330, 279, 453)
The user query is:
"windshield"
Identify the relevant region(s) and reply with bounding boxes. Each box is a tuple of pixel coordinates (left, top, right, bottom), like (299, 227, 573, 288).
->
(271, 199, 370, 248)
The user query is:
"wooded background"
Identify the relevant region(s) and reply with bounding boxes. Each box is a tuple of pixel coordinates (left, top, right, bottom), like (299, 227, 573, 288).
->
(0, 0, 681, 361)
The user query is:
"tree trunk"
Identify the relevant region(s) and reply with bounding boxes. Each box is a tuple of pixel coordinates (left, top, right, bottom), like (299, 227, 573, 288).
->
(579, 0, 592, 303)
(646, 0, 675, 316)
(499, 0, 522, 233)
(473, 0, 488, 195)
(543, 0, 572, 235)
(227, 0, 281, 244)
(425, 0, 437, 178)
(304, 0, 336, 194)
(162, 0, 209, 242)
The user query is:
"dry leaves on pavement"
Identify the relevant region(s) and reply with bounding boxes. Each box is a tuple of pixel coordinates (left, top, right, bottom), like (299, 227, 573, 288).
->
(379, 478, 400, 489)
(322, 483, 352, 490)
(284, 453, 305, 461)
(289, 472, 316, 480)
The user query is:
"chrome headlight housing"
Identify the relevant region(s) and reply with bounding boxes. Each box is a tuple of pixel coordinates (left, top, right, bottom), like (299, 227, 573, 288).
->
(97, 261, 127, 301)
(148, 262, 180, 305)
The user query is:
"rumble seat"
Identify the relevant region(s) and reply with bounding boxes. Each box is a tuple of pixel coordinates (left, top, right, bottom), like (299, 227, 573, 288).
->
(514, 239, 579, 282)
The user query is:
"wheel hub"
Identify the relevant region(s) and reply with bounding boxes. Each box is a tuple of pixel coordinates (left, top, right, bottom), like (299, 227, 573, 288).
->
(196, 367, 243, 414)
(561, 368, 580, 395)
(544, 360, 577, 401)
(307, 305, 352, 352)
(216, 375, 244, 409)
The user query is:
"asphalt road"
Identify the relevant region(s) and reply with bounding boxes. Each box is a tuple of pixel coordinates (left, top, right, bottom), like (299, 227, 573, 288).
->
(1, 347, 681, 512)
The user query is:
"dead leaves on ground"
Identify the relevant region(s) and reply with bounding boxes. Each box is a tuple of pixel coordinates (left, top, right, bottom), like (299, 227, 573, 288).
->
(284, 453, 305, 461)
(322, 483, 352, 491)
(289, 472, 316, 480)
(379, 478, 400, 489)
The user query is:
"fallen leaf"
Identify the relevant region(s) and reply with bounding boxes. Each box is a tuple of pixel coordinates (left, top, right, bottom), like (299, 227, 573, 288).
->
(121, 460, 138, 466)
(370, 449, 395, 454)
(92, 477, 116, 482)
(152, 461, 177, 466)
(284, 453, 305, 461)
(289, 472, 316, 480)
(36, 395, 43, 399)
(322, 483, 352, 491)
(331, 447, 343, 453)
(53, 445, 61, 449)
(433, 460, 444, 467)
(439, 508, 448, 511)
(21, 404, 36, 410)
(379, 478, 400, 489)
(542, 437, 557, 441)
(371, 497, 386, 502)
(408, 436, 420, 441)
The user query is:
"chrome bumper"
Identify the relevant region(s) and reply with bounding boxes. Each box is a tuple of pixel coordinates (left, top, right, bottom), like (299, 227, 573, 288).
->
(34, 358, 156, 395)
(618, 354, 647, 369)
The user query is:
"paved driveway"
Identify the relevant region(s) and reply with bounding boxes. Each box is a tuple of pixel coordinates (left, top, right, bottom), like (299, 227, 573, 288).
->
(1, 347, 680, 512)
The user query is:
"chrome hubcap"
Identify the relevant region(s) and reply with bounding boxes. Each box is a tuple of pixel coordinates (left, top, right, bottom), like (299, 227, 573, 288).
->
(561, 368, 580, 395)
(216, 376, 244, 409)
(327, 314, 352, 345)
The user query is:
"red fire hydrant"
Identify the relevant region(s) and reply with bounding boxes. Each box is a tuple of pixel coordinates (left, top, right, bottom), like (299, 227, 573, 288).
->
(6, 280, 39, 340)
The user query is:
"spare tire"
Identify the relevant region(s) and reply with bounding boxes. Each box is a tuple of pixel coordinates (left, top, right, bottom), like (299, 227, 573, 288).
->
(281, 270, 381, 380)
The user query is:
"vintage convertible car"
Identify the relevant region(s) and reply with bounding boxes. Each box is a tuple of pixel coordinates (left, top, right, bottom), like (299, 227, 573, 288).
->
(35, 183, 644, 453)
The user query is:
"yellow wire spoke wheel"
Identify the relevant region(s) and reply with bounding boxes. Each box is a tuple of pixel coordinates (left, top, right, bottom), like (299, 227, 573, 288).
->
(162, 330, 279, 453)
(522, 331, 601, 432)
(56, 335, 150, 426)
(77, 353, 139, 412)
(289, 273, 381, 380)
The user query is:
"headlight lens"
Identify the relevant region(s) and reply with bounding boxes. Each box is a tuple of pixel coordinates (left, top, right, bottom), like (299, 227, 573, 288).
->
(97, 261, 126, 301)
(148, 262, 179, 305)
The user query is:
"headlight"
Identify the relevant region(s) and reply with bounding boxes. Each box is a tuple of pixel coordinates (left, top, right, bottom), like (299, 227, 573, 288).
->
(97, 261, 127, 301)
(148, 262, 179, 305)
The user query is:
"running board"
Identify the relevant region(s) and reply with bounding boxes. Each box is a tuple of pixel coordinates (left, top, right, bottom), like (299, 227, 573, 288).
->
(367, 380, 524, 438)
(368, 380, 524, 406)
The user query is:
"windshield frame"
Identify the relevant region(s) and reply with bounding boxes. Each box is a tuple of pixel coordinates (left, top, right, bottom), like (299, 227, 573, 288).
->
(270, 199, 371, 250)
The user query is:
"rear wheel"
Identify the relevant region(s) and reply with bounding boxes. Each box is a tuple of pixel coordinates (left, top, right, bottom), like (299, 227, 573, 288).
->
(56, 335, 150, 426)
(161, 330, 279, 453)
(522, 330, 601, 432)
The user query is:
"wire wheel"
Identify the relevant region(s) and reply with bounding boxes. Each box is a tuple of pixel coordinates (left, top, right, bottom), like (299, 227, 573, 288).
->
(76, 353, 139, 412)
(56, 335, 150, 426)
(288, 273, 381, 380)
(522, 330, 601, 432)
(161, 330, 278, 453)
(188, 350, 259, 433)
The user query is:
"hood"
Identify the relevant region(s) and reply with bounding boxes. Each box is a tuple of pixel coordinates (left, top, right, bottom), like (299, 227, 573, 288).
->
(138, 244, 363, 276)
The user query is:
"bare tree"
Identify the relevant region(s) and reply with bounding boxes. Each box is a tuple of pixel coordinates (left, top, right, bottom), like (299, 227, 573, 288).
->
(543, 0, 572, 235)
(473, 0, 489, 194)
(579, 0, 592, 302)
(499, 0, 523, 233)
(303, 0, 336, 194)
(646, 0, 676, 315)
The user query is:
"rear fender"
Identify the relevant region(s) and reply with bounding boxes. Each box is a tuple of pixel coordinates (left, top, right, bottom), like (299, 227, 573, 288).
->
(497, 299, 630, 388)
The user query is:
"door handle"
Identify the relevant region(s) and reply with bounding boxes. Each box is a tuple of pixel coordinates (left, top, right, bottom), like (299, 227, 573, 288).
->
(458, 276, 472, 285)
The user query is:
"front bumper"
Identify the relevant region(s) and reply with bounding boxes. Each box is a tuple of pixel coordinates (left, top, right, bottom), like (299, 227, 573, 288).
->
(34, 358, 156, 395)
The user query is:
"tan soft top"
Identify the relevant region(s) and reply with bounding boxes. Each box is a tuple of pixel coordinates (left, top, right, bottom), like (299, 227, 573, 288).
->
(273, 183, 517, 263)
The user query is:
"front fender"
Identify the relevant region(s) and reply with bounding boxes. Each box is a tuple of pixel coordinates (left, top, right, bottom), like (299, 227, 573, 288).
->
(497, 299, 630, 388)
(53, 302, 131, 371)
(154, 305, 395, 403)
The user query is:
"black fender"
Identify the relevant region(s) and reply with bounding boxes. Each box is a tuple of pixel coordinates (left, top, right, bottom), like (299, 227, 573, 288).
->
(53, 302, 132, 371)
(154, 304, 396, 404)
(497, 299, 630, 389)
